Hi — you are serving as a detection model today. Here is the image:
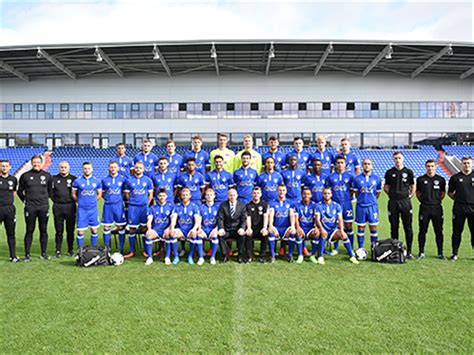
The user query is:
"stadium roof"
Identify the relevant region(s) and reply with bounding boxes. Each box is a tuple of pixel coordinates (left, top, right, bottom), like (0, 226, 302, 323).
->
(0, 40, 473, 82)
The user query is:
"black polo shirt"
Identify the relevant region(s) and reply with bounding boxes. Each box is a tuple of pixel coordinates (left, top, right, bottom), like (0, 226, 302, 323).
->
(51, 173, 77, 204)
(384, 166, 415, 201)
(18, 169, 52, 208)
(448, 171, 474, 205)
(246, 200, 269, 231)
(416, 174, 446, 206)
(0, 174, 17, 207)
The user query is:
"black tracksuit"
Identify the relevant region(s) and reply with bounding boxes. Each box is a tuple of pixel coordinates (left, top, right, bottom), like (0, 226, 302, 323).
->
(0, 174, 18, 258)
(245, 200, 269, 259)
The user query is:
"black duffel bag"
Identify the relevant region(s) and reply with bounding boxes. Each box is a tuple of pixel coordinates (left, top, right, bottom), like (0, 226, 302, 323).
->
(76, 246, 111, 267)
(371, 239, 406, 263)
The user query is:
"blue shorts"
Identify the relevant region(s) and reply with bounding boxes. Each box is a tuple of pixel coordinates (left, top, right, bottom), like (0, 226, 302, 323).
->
(201, 226, 216, 238)
(301, 226, 316, 237)
(356, 204, 379, 226)
(102, 203, 126, 226)
(176, 225, 193, 238)
(326, 228, 339, 242)
(77, 207, 100, 230)
(273, 226, 291, 239)
(337, 200, 354, 223)
(127, 204, 148, 228)
(150, 227, 167, 240)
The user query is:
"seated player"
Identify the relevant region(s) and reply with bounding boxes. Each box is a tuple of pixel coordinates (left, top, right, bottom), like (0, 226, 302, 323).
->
(144, 188, 174, 266)
(206, 155, 235, 206)
(245, 186, 269, 263)
(169, 188, 202, 265)
(303, 159, 328, 204)
(152, 157, 177, 204)
(315, 188, 359, 265)
(257, 157, 284, 203)
(123, 161, 154, 258)
(268, 184, 296, 263)
(233, 151, 258, 204)
(198, 188, 220, 265)
(101, 161, 126, 250)
(295, 187, 320, 264)
(72, 162, 102, 248)
(352, 158, 382, 249)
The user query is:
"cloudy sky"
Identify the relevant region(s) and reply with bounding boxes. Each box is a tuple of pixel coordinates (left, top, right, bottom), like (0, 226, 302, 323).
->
(0, 0, 472, 46)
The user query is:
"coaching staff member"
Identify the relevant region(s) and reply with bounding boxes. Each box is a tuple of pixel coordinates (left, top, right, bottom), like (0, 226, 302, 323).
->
(245, 186, 269, 263)
(18, 155, 52, 261)
(0, 160, 19, 262)
(448, 156, 473, 261)
(51, 161, 77, 258)
(217, 188, 247, 263)
(416, 160, 446, 260)
(384, 151, 416, 259)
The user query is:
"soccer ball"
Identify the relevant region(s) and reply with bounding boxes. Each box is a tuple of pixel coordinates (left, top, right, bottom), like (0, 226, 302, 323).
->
(110, 253, 124, 266)
(355, 248, 369, 261)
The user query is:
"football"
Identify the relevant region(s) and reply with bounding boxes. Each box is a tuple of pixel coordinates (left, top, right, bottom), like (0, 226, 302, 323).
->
(110, 253, 124, 266)
(355, 248, 369, 261)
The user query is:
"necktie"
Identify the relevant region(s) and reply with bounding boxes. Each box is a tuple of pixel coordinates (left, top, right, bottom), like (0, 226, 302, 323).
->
(230, 203, 235, 218)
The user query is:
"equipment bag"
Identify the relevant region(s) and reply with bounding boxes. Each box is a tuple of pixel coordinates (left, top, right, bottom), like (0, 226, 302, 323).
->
(76, 246, 111, 267)
(371, 239, 406, 264)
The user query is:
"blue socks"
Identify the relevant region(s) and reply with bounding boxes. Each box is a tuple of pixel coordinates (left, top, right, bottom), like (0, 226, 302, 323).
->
(129, 233, 136, 253)
(103, 230, 111, 247)
(211, 237, 219, 258)
(195, 237, 204, 258)
(118, 230, 126, 253)
(165, 240, 171, 258)
(346, 228, 354, 247)
(296, 237, 303, 256)
(370, 231, 378, 244)
(357, 230, 365, 249)
(171, 237, 179, 257)
(91, 233, 98, 247)
(189, 239, 196, 259)
(343, 238, 355, 257)
(288, 235, 296, 257)
(311, 239, 319, 255)
(145, 237, 153, 258)
(77, 233, 84, 248)
(268, 234, 276, 257)
(318, 238, 326, 257)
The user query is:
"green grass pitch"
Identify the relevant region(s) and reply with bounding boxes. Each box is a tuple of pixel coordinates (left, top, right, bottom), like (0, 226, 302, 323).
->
(0, 194, 472, 353)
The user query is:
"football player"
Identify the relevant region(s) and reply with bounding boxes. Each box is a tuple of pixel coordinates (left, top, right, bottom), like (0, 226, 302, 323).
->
(311, 135, 334, 176)
(261, 136, 286, 172)
(286, 137, 311, 172)
(338, 137, 361, 175)
(257, 157, 284, 203)
(295, 187, 320, 263)
(210, 133, 235, 173)
(114, 143, 134, 178)
(133, 139, 158, 178)
(165, 139, 184, 174)
(303, 158, 328, 204)
(198, 188, 220, 265)
(152, 157, 177, 204)
(233, 151, 258, 204)
(234, 134, 262, 172)
(183, 135, 210, 176)
(206, 155, 235, 205)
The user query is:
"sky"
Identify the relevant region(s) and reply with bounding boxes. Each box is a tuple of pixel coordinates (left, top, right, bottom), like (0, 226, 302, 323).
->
(0, 0, 472, 46)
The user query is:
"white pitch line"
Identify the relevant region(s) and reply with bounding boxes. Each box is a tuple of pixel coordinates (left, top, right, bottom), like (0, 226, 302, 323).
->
(231, 263, 245, 355)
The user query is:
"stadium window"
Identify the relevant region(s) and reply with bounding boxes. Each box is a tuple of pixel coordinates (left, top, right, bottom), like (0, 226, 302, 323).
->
(347, 102, 355, 111)
(226, 103, 235, 111)
(178, 103, 187, 111)
(274, 103, 283, 111)
(60, 103, 69, 112)
(37, 104, 45, 112)
(298, 102, 307, 111)
(371, 102, 379, 111)
(250, 103, 259, 111)
(322, 102, 331, 111)
(155, 103, 163, 111)
(202, 103, 211, 111)
(131, 103, 140, 111)
(107, 103, 116, 112)
(14, 104, 22, 112)
(84, 103, 93, 112)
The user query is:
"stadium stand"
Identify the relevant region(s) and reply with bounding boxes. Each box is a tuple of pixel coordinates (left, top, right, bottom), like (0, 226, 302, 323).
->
(442, 145, 474, 159)
(0, 147, 47, 173)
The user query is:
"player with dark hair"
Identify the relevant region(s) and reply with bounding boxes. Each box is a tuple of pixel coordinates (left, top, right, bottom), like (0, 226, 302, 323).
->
(198, 188, 220, 265)
(295, 187, 320, 264)
(245, 186, 269, 263)
(286, 137, 311, 172)
(183, 135, 209, 176)
(165, 139, 184, 174)
(152, 157, 177, 204)
(133, 139, 159, 178)
(233, 150, 258, 204)
(338, 137, 361, 175)
(262, 136, 286, 172)
(114, 143, 133, 178)
(303, 158, 328, 204)
(206, 155, 235, 205)
(257, 157, 284, 203)
(210, 133, 235, 173)
(0, 160, 19, 262)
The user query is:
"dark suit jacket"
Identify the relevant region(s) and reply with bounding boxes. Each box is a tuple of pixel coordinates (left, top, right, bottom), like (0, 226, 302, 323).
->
(217, 200, 247, 232)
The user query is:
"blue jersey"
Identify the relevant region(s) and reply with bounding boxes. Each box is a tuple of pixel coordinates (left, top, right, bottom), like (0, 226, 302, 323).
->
(311, 149, 334, 176)
(173, 202, 200, 230)
(206, 170, 234, 202)
(262, 149, 286, 172)
(233, 167, 258, 202)
(148, 202, 174, 231)
(200, 203, 219, 232)
(134, 152, 159, 177)
(270, 199, 294, 229)
(72, 176, 101, 210)
(124, 175, 154, 206)
(176, 172, 206, 202)
(257, 171, 284, 203)
(337, 151, 361, 174)
(295, 201, 318, 231)
(326, 172, 354, 204)
(183, 150, 209, 176)
(114, 155, 134, 178)
(101, 174, 126, 204)
(352, 173, 382, 207)
(286, 149, 311, 171)
(282, 168, 305, 202)
(302, 173, 328, 203)
(316, 201, 342, 231)
(152, 170, 177, 203)
(165, 153, 184, 174)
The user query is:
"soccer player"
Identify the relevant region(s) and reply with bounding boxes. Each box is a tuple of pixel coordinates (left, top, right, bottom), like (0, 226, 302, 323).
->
(416, 160, 446, 260)
(233, 151, 258, 204)
(206, 155, 235, 205)
(152, 157, 177, 204)
(114, 143, 134, 178)
(245, 186, 269, 263)
(101, 161, 127, 249)
(165, 139, 184, 174)
(257, 157, 284, 203)
(145, 188, 173, 265)
(315, 188, 359, 265)
(183, 135, 209, 176)
(198, 188, 220, 265)
(352, 159, 382, 250)
(295, 187, 320, 264)
(282, 154, 305, 205)
(447, 156, 473, 261)
(51, 161, 77, 258)
(234, 134, 262, 172)
(338, 137, 361, 175)
(0, 160, 19, 262)
(123, 161, 154, 258)
(262, 136, 286, 172)
(286, 137, 311, 172)
(268, 185, 296, 263)
(210, 133, 235, 173)
(133, 139, 158, 178)
(311, 135, 334, 175)
(303, 159, 328, 204)
(177, 157, 206, 206)
(71, 162, 102, 249)
(18, 155, 52, 261)
(325, 156, 355, 254)
(169, 188, 202, 265)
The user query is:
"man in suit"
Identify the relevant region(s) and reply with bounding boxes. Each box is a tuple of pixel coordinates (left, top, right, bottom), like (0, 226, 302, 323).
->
(217, 188, 247, 263)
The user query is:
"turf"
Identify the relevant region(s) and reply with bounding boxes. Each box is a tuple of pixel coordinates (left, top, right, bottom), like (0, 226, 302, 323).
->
(0, 194, 472, 353)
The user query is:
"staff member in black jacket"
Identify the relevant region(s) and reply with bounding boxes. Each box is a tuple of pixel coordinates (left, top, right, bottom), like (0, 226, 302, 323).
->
(448, 156, 473, 261)
(51, 161, 77, 258)
(245, 186, 269, 263)
(217, 188, 247, 263)
(0, 159, 19, 262)
(384, 151, 416, 259)
(416, 160, 446, 260)
(18, 155, 52, 261)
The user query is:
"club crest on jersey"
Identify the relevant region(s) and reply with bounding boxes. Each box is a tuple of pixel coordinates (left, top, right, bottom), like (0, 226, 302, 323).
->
(392, 174, 396, 177)
(434, 180, 439, 185)
(30, 176, 34, 180)
(8, 181, 13, 186)
(118, 182, 122, 186)
(92, 183, 97, 187)
(142, 182, 147, 186)
(424, 180, 428, 184)
(402, 173, 408, 178)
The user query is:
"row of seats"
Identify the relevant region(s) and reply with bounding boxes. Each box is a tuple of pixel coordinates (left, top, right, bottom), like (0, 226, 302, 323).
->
(442, 145, 473, 159)
(0, 146, 46, 173)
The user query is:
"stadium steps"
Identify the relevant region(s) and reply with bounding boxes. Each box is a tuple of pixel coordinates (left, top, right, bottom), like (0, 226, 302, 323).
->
(437, 151, 453, 177)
